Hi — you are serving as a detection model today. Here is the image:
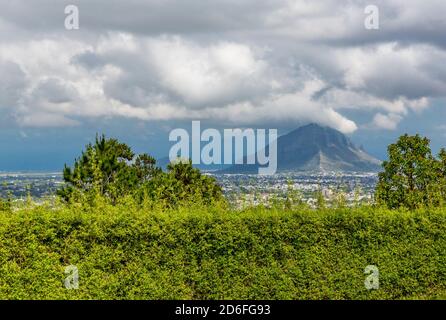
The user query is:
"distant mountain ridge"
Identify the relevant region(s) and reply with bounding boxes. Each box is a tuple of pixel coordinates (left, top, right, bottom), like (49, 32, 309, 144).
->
(222, 123, 382, 173)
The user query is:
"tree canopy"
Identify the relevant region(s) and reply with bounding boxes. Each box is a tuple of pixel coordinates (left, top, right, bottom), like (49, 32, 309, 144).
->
(375, 134, 446, 209)
(58, 135, 224, 207)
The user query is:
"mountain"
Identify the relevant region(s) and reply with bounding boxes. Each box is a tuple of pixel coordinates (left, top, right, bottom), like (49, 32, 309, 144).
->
(222, 123, 382, 173)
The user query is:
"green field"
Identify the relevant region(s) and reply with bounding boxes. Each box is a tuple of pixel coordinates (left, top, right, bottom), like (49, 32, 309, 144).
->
(0, 200, 445, 300)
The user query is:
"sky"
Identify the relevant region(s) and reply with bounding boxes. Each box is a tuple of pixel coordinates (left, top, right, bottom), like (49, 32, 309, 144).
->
(1, 0, 446, 170)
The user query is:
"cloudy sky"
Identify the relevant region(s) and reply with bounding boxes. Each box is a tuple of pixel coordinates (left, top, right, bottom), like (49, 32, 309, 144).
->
(1, 0, 446, 170)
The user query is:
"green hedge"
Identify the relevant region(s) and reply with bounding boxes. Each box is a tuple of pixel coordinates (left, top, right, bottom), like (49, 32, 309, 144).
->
(0, 203, 445, 299)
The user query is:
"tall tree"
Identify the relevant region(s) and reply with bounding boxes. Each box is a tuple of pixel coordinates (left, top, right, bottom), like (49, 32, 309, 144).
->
(375, 134, 444, 209)
(58, 135, 224, 207)
(58, 135, 161, 202)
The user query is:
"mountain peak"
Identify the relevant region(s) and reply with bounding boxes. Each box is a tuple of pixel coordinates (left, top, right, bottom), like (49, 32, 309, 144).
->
(222, 123, 381, 173)
(277, 123, 380, 172)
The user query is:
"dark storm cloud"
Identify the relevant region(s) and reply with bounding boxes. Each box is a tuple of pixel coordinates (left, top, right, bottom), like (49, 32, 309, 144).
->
(32, 78, 79, 104)
(0, 61, 27, 108)
(2, 0, 445, 49)
(1, 0, 278, 35)
(72, 51, 106, 70)
(1, 0, 446, 132)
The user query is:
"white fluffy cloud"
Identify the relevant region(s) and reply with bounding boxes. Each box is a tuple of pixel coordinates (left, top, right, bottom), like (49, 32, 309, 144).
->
(1, 0, 446, 133)
(372, 113, 403, 130)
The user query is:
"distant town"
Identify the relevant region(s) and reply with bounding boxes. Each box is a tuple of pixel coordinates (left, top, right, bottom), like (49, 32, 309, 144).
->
(0, 172, 63, 199)
(0, 171, 378, 207)
(215, 172, 378, 207)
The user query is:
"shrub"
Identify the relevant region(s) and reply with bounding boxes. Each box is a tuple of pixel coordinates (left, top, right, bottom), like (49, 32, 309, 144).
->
(137, 160, 225, 208)
(0, 198, 10, 212)
(0, 202, 444, 300)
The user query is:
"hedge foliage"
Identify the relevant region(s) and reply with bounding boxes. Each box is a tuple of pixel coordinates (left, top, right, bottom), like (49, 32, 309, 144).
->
(0, 201, 445, 300)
